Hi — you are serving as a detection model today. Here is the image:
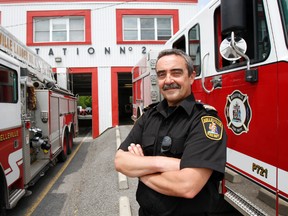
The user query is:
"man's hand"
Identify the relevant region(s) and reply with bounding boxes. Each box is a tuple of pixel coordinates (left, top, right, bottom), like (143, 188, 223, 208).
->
(115, 144, 212, 199)
(128, 143, 144, 156)
(115, 147, 180, 178)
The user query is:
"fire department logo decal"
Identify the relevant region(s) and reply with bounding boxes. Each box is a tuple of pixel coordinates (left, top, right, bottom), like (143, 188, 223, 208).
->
(225, 90, 252, 135)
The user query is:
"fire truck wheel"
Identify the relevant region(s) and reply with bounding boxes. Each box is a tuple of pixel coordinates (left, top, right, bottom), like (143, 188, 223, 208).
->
(58, 132, 68, 162)
(0, 204, 5, 216)
(0, 194, 5, 216)
(0, 173, 6, 216)
(67, 131, 73, 155)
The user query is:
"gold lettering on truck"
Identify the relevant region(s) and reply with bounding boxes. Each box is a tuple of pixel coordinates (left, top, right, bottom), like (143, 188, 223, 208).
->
(0, 130, 19, 142)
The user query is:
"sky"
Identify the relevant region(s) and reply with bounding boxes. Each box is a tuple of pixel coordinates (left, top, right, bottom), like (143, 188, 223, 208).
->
(198, 0, 212, 8)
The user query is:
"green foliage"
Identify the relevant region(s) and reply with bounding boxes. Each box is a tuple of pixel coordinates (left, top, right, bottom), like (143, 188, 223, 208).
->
(77, 96, 92, 109)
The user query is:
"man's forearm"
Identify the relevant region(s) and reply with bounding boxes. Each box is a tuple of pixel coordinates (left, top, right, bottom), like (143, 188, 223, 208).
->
(114, 149, 180, 177)
(140, 168, 213, 198)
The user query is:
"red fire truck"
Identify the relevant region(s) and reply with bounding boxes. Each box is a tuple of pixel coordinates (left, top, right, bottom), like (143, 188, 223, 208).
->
(0, 26, 78, 214)
(132, 0, 288, 215)
(131, 50, 162, 121)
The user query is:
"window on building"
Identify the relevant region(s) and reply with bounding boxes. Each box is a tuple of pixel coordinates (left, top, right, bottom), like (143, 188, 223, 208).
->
(116, 9, 179, 44)
(34, 17, 84, 42)
(0, 65, 18, 103)
(27, 10, 91, 45)
(123, 16, 172, 41)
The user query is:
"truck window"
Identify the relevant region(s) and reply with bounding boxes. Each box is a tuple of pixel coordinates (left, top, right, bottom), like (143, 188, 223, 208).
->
(171, 25, 201, 76)
(279, 0, 288, 45)
(188, 24, 201, 76)
(215, 0, 270, 70)
(172, 35, 186, 51)
(0, 65, 18, 103)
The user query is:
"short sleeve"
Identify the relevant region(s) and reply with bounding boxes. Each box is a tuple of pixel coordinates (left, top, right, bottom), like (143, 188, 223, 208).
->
(180, 114, 227, 177)
(118, 115, 144, 151)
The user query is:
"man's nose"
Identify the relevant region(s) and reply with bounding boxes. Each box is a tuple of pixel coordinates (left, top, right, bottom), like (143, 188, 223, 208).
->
(164, 73, 174, 83)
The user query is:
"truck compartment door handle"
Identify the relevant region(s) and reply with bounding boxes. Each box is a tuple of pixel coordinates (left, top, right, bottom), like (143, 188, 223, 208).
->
(201, 52, 214, 94)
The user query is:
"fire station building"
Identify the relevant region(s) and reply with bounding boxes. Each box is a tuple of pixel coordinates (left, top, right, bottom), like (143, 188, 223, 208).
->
(0, 0, 198, 138)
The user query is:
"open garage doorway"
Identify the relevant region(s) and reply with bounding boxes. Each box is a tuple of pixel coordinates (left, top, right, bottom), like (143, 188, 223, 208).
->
(118, 73, 133, 125)
(71, 73, 92, 133)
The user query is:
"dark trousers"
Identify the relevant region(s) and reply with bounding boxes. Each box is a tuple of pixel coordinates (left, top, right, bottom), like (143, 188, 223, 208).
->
(138, 207, 207, 216)
(138, 194, 242, 216)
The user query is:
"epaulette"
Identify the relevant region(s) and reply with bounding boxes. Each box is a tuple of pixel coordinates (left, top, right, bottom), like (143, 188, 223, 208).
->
(143, 102, 159, 112)
(196, 101, 218, 114)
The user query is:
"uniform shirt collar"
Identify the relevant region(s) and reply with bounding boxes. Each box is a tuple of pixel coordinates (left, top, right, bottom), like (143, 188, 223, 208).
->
(156, 94, 196, 116)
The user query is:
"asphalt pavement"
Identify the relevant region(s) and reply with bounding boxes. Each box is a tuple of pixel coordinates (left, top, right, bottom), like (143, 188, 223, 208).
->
(30, 125, 139, 216)
(7, 124, 281, 216)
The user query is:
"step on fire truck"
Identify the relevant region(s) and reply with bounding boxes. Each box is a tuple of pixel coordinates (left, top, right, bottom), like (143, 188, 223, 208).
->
(0, 26, 78, 214)
(132, 0, 288, 215)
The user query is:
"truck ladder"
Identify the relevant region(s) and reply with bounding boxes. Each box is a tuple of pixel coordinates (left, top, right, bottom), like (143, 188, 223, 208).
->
(0, 26, 56, 84)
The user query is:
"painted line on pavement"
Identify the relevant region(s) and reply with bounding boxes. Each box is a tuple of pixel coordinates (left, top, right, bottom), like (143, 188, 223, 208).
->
(115, 126, 132, 216)
(116, 125, 129, 189)
(119, 196, 131, 216)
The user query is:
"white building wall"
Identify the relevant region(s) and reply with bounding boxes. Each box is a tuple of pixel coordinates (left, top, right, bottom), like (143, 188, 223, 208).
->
(0, 1, 199, 135)
(98, 66, 112, 134)
(0, 2, 198, 68)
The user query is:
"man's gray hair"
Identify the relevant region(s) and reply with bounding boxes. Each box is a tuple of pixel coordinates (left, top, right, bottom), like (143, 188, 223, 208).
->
(156, 49, 194, 76)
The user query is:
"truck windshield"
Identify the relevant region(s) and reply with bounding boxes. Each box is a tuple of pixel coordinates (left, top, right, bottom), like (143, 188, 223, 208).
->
(280, 0, 288, 45)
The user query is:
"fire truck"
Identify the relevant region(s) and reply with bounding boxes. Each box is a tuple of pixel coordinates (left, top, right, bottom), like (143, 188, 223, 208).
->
(0, 26, 78, 214)
(132, 0, 288, 215)
(131, 50, 163, 121)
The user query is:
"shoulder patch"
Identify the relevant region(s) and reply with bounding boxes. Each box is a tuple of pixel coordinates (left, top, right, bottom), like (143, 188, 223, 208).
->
(201, 116, 223, 140)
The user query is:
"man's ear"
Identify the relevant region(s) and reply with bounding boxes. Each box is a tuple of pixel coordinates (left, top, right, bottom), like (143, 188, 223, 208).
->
(190, 71, 196, 85)
(191, 71, 196, 79)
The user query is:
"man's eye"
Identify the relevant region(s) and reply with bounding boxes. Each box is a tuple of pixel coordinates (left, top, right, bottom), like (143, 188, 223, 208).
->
(157, 72, 166, 78)
(171, 71, 183, 77)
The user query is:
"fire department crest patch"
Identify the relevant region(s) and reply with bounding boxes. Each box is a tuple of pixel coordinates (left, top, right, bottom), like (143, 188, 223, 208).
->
(201, 116, 223, 140)
(225, 90, 252, 135)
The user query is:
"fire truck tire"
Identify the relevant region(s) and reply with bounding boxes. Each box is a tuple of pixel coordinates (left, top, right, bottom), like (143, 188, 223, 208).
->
(0, 203, 5, 216)
(0, 171, 6, 216)
(0, 205, 5, 216)
(58, 131, 68, 162)
(67, 130, 73, 155)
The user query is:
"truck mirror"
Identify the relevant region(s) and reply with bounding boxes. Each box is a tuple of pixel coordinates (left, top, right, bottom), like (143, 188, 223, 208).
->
(220, 31, 258, 83)
(221, 0, 246, 36)
(219, 33, 247, 61)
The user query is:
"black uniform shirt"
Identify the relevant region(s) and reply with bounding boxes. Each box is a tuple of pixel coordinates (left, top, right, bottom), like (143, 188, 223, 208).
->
(119, 94, 227, 216)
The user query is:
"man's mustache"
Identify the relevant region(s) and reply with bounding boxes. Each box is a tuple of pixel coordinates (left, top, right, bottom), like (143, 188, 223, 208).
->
(162, 83, 181, 90)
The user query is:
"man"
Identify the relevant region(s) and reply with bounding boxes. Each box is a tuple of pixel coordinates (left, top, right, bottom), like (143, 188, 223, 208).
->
(114, 49, 227, 216)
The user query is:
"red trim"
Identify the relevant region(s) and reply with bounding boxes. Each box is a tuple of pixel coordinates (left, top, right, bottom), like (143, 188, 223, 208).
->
(0, 0, 197, 3)
(111, 67, 133, 126)
(116, 9, 179, 44)
(279, 190, 288, 200)
(69, 67, 99, 138)
(27, 10, 91, 46)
